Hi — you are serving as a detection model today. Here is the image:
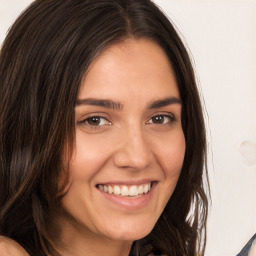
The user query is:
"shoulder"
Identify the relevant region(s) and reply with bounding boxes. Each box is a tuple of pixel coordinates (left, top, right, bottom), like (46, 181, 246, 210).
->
(0, 236, 29, 256)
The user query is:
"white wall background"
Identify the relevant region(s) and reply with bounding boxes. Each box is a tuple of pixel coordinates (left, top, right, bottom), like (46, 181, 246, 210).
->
(0, 1, 255, 255)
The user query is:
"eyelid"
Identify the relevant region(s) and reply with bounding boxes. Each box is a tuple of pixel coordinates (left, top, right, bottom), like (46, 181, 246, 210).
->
(146, 113, 176, 125)
(77, 114, 112, 131)
(80, 116, 111, 124)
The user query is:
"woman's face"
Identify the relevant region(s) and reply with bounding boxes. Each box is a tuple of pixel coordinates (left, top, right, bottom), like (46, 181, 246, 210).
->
(61, 39, 186, 242)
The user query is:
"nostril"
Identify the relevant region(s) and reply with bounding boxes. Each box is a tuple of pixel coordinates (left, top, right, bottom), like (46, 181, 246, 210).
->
(112, 142, 152, 169)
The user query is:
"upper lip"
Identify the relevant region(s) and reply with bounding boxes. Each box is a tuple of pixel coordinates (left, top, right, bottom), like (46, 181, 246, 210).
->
(96, 179, 157, 186)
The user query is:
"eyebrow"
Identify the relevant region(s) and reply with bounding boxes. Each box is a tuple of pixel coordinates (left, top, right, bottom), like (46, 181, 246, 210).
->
(148, 97, 182, 109)
(76, 96, 182, 111)
(76, 98, 123, 110)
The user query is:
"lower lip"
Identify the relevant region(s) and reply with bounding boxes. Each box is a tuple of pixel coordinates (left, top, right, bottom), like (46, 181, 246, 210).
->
(97, 182, 157, 210)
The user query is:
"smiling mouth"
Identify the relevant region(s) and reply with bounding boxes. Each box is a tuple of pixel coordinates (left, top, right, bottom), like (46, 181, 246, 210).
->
(96, 182, 152, 197)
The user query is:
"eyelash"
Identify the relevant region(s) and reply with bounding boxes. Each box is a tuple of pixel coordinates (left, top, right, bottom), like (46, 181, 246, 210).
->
(78, 116, 112, 127)
(146, 114, 176, 125)
(77, 113, 176, 130)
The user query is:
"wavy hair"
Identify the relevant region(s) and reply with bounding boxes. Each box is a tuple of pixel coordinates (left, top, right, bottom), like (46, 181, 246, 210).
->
(0, 0, 209, 255)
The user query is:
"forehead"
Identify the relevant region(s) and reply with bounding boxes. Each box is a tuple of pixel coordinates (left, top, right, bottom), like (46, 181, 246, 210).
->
(79, 38, 179, 101)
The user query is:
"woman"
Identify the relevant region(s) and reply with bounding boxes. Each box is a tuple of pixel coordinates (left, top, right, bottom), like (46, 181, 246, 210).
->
(0, 0, 209, 255)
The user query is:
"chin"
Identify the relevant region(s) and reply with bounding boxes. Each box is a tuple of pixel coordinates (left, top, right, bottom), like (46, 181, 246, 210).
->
(100, 221, 155, 242)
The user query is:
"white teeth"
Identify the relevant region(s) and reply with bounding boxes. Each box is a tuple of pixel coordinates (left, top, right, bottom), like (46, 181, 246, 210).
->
(114, 185, 121, 195)
(121, 186, 129, 196)
(129, 185, 139, 196)
(98, 182, 152, 197)
(108, 185, 113, 194)
(143, 183, 151, 194)
(138, 185, 144, 195)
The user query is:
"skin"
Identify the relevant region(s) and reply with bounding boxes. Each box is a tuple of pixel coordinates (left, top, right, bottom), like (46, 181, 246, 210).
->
(57, 38, 186, 256)
(0, 236, 29, 256)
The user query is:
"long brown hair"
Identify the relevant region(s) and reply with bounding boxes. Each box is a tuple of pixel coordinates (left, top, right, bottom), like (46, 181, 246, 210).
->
(0, 0, 209, 255)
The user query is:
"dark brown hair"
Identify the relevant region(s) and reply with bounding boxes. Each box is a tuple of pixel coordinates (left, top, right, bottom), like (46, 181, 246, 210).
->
(0, 0, 209, 255)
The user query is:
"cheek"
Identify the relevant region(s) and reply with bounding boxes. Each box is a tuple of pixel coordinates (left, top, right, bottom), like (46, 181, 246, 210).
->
(156, 130, 186, 183)
(160, 132, 186, 206)
(68, 131, 112, 181)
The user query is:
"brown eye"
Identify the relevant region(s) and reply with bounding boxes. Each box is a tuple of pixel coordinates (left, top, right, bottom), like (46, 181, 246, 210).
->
(147, 115, 175, 125)
(152, 115, 165, 124)
(87, 116, 101, 126)
(82, 116, 111, 126)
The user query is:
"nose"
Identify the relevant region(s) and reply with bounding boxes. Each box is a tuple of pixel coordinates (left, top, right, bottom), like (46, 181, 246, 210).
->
(113, 126, 153, 170)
